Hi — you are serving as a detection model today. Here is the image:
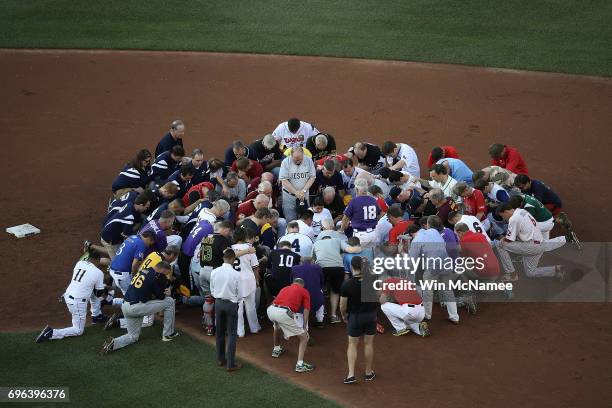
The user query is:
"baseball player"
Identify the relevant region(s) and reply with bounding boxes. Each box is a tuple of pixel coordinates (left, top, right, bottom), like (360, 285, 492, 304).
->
(427, 145, 459, 168)
(266, 241, 302, 297)
(108, 231, 157, 300)
(139, 210, 178, 254)
(473, 165, 518, 190)
(381, 141, 420, 178)
(179, 217, 214, 288)
(150, 145, 185, 184)
(100, 261, 179, 355)
(349, 142, 385, 172)
(279, 147, 316, 222)
(436, 157, 473, 184)
(379, 277, 430, 337)
(272, 118, 319, 149)
(488, 144, 529, 175)
(111, 149, 152, 198)
(277, 221, 314, 259)
(224, 140, 258, 167)
(420, 164, 459, 200)
(36, 251, 107, 343)
(447, 211, 491, 243)
(167, 163, 195, 198)
(305, 133, 337, 161)
(232, 227, 261, 338)
(309, 196, 333, 238)
(155, 120, 185, 157)
(341, 179, 381, 247)
(496, 203, 566, 281)
(249, 134, 284, 178)
(267, 278, 314, 373)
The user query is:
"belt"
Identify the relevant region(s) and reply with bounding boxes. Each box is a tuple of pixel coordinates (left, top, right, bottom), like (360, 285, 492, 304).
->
(402, 303, 423, 308)
(68, 295, 87, 302)
(128, 300, 142, 305)
(273, 304, 293, 313)
(282, 189, 296, 197)
(354, 228, 374, 233)
(533, 240, 541, 244)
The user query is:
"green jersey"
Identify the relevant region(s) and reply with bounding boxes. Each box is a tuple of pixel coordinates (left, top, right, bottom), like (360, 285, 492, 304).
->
(522, 194, 552, 222)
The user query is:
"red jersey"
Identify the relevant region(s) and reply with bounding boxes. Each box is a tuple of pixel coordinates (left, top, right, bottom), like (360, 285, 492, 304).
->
(427, 145, 459, 168)
(383, 277, 422, 305)
(459, 231, 500, 277)
(231, 160, 263, 181)
(316, 154, 350, 167)
(491, 145, 528, 175)
(462, 189, 487, 220)
(274, 283, 311, 313)
(388, 219, 414, 244)
(182, 182, 214, 207)
(376, 197, 389, 213)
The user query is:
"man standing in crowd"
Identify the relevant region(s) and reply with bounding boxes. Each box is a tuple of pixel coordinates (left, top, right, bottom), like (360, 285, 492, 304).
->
(279, 147, 316, 222)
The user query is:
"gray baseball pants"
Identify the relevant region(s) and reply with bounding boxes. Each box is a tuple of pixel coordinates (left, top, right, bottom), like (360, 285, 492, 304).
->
(112, 297, 175, 350)
(496, 240, 557, 278)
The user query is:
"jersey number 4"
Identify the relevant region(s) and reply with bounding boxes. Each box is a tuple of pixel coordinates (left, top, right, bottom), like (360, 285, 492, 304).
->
(291, 239, 300, 253)
(73, 269, 87, 282)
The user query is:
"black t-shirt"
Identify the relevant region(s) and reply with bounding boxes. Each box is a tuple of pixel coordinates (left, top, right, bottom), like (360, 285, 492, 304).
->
(311, 170, 345, 195)
(324, 194, 346, 219)
(340, 277, 378, 314)
(200, 233, 231, 268)
(267, 248, 301, 284)
(241, 218, 259, 236)
(305, 133, 337, 161)
(250, 139, 283, 165)
(360, 144, 384, 170)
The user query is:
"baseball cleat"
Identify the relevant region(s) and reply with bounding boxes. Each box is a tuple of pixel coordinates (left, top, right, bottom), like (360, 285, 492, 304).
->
(447, 318, 460, 325)
(162, 332, 181, 342)
(465, 297, 478, 315)
(271, 346, 285, 358)
(295, 362, 315, 373)
(418, 322, 431, 338)
(100, 337, 114, 355)
(343, 376, 357, 384)
(103, 313, 118, 331)
(91, 314, 108, 325)
(206, 327, 215, 336)
(83, 240, 92, 254)
(502, 271, 519, 282)
(392, 327, 410, 337)
(566, 231, 582, 250)
(35, 325, 53, 343)
(365, 371, 376, 381)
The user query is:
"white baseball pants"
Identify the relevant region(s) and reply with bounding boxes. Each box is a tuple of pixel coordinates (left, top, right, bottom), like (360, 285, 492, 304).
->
(381, 302, 425, 334)
(237, 291, 261, 337)
(51, 296, 88, 340)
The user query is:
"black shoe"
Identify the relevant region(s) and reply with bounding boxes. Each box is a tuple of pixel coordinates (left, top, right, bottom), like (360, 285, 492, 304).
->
(313, 321, 324, 329)
(365, 371, 376, 381)
(35, 325, 53, 343)
(162, 332, 180, 342)
(566, 231, 582, 250)
(92, 314, 107, 325)
(343, 376, 357, 384)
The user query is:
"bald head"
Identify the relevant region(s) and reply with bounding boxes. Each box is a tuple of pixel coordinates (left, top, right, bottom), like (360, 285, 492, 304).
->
(261, 172, 274, 183)
(254, 194, 270, 209)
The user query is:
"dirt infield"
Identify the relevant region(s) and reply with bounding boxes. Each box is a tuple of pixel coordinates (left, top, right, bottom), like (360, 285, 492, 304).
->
(1, 50, 611, 407)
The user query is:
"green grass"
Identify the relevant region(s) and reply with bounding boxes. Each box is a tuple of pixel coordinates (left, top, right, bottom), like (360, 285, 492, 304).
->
(0, 0, 610, 76)
(0, 328, 338, 408)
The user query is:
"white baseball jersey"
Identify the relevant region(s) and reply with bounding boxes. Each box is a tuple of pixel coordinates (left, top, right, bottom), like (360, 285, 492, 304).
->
(341, 167, 367, 195)
(459, 214, 491, 243)
(310, 208, 333, 237)
(65, 260, 105, 299)
(272, 120, 319, 149)
(197, 207, 217, 224)
(296, 219, 316, 240)
(429, 175, 458, 199)
(277, 233, 314, 258)
(398, 171, 422, 190)
(506, 209, 543, 242)
(386, 143, 420, 178)
(231, 243, 259, 298)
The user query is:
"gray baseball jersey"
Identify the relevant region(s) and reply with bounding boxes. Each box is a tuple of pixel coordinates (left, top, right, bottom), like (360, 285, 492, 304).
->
(279, 156, 316, 191)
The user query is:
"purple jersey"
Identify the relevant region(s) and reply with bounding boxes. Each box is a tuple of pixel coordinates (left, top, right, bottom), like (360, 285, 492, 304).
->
(139, 220, 167, 253)
(182, 220, 214, 257)
(344, 195, 380, 231)
(441, 227, 460, 259)
(290, 263, 324, 311)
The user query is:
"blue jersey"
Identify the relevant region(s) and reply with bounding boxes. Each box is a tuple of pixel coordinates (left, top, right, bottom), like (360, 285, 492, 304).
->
(224, 145, 257, 167)
(101, 203, 140, 245)
(139, 220, 167, 252)
(124, 267, 169, 304)
(108, 190, 139, 216)
(437, 158, 473, 184)
(146, 202, 170, 223)
(151, 151, 181, 183)
(111, 164, 149, 192)
(191, 162, 210, 185)
(155, 132, 183, 157)
(343, 249, 374, 276)
(110, 235, 147, 272)
(167, 169, 192, 197)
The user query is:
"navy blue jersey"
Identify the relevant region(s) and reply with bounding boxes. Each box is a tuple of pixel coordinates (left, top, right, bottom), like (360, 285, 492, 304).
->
(110, 235, 148, 272)
(527, 179, 562, 208)
(224, 146, 257, 167)
(151, 151, 181, 183)
(108, 190, 139, 216)
(124, 267, 169, 303)
(155, 132, 183, 157)
(191, 162, 210, 185)
(311, 170, 345, 195)
(167, 169, 192, 197)
(101, 203, 141, 244)
(146, 202, 169, 222)
(111, 164, 150, 193)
